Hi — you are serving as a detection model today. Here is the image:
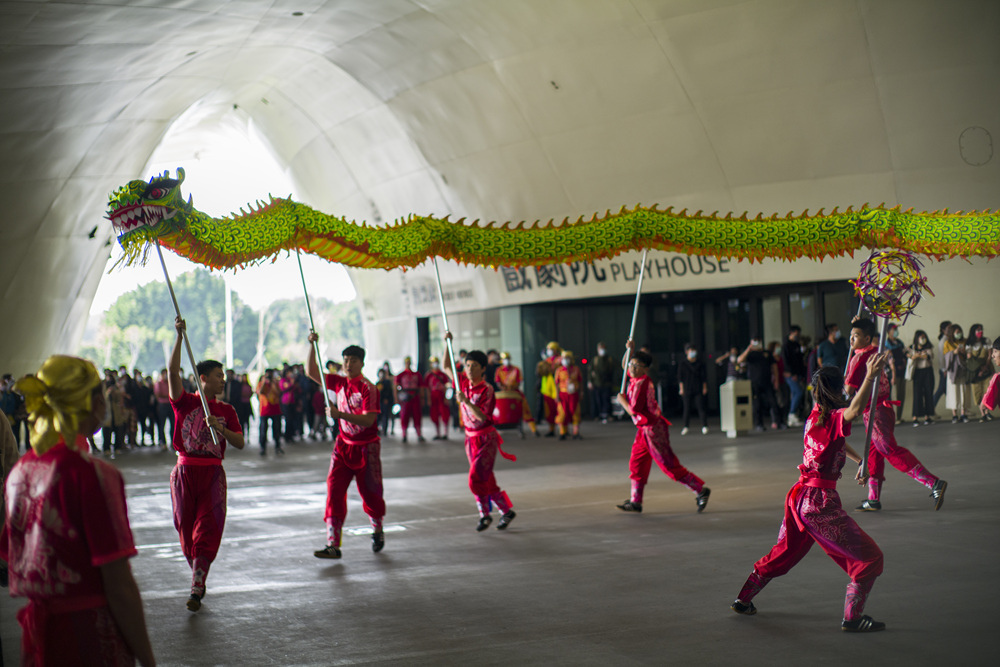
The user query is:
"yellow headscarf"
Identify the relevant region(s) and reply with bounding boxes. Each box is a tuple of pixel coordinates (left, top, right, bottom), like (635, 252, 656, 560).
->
(14, 355, 101, 454)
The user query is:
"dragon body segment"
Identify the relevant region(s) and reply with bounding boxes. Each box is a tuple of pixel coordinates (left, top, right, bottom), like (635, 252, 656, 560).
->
(106, 169, 1000, 270)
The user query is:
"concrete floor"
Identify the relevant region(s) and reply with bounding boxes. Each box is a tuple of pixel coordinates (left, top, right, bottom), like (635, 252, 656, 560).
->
(2, 415, 997, 666)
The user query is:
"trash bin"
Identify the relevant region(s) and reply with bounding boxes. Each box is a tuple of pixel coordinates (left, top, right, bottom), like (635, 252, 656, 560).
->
(719, 380, 753, 438)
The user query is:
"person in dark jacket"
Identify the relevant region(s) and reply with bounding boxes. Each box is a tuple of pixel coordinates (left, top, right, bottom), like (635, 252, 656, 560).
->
(678, 344, 709, 435)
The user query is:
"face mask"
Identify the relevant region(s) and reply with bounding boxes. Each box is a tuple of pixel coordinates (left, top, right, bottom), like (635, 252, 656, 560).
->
(918, 337, 927, 345)
(561, 359, 571, 367)
(502, 359, 510, 366)
(956, 333, 964, 340)
(976, 331, 983, 338)
(687, 352, 697, 360)
(833, 330, 842, 340)
(431, 362, 439, 370)
(597, 348, 606, 356)
(729, 354, 737, 363)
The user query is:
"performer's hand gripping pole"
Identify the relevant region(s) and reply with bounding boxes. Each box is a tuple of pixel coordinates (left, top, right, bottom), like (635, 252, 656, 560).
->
(858, 317, 890, 480)
(296, 249, 334, 414)
(432, 258, 458, 377)
(155, 241, 218, 447)
(621, 249, 649, 394)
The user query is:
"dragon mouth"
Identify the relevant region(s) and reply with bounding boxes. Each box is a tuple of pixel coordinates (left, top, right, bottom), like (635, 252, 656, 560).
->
(108, 203, 179, 232)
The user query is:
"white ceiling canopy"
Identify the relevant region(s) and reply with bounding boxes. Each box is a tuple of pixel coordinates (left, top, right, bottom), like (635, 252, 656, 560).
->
(1, 0, 997, 372)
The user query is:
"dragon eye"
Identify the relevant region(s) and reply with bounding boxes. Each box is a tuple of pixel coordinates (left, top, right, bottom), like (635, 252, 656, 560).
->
(148, 188, 166, 199)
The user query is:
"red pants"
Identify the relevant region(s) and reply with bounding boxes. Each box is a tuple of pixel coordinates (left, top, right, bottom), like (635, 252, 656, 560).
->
(429, 392, 449, 432)
(542, 395, 557, 426)
(863, 404, 936, 501)
(171, 462, 227, 596)
(18, 597, 133, 667)
(400, 399, 422, 436)
(326, 437, 385, 546)
(744, 481, 883, 621)
(556, 391, 581, 427)
(628, 420, 703, 502)
(465, 428, 513, 516)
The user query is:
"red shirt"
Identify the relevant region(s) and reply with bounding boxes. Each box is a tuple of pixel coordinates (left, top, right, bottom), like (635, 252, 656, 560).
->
(626, 375, 664, 427)
(983, 373, 999, 411)
(425, 369, 451, 395)
(799, 406, 851, 481)
(458, 372, 495, 432)
(325, 374, 380, 445)
(845, 345, 891, 412)
(1, 438, 136, 600)
(396, 369, 424, 403)
(495, 365, 523, 391)
(170, 392, 241, 459)
(256, 379, 281, 417)
(555, 365, 582, 394)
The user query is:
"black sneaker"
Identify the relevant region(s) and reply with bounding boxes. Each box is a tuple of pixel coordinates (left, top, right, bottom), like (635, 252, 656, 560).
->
(418, 435, 426, 443)
(912, 421, 920, 428)
(313, 545, 342, 559)
(951, 416, 959, 424)
(617, 500, 642, 513)
(476, 515, 493, 531)
(923, 418, 933, 426)
(961, 415, 969, 423)
(497, 510, 516, 530)
(544, 431, 555, 438)
(186, 593, 203, 612)
(276, 447, 285, 456)
(731, 599, 757, 615)
(855, 500, 882, 512)
(696, 487, 711, 513)
(559, 433, 567, 441)
(986, 413, 994, 422)
(842, 615, 886, 632)
(931, 479, 947, 511)
(372, 530, 385, 553)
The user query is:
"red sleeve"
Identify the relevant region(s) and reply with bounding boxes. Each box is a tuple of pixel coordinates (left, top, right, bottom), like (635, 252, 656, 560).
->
(833, 408, 852, 441)
(477, 383, 496, 417)
(457, 371, 470, 395)
(361, 381, 380, 414)
(83, 461, 137, 567)
(845, 349, 868, 389)
(222, 402, 241, 433)
(983, 374, 1000, 410)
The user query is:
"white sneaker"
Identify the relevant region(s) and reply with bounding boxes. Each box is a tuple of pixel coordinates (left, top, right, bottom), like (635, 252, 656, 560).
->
(701, 427, 709, 435)
(680, 427, 690, 435)
(787, 415, 802, 426)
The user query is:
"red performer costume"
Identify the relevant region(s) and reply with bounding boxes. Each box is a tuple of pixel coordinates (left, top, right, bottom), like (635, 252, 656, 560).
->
(617, 354, 709, 513)
(321, 373, 384, 553)
(981, 372, 999, 412)
(168, 317, 245, 612)
(445, 344, 518, 532)
(307, 336, 386, 558)
(2, 437, 140, 665)
(554, 353, 583, 439)
(396, 359, 425, 443)
(170, 386, 242, 607)
(538, 341, 562, 436)
(496, 355, 537, 434)
(425, 358, 452, 439)
(2, 355, 154, 665)
(846, 321, 945, 512)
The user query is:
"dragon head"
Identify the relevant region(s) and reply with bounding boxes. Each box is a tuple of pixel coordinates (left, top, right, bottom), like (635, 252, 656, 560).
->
(107, 168, 193, 240)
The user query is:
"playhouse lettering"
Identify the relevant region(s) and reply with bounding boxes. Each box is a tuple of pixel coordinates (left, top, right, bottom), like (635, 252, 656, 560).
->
(501, 256, 729, 293)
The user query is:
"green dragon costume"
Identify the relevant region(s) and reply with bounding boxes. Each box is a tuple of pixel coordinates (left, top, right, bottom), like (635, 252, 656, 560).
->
(107, 168, 1000, 270)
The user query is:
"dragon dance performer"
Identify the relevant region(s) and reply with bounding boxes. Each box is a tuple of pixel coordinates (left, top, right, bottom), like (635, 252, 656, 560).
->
(307, 332, 386, 558)
(2, 356, 155, 666)
(536, 342, 561, 437)
(731, 352, 889, 633)
(168, 317, 245, 612)
(554, 351, 583, 440)
(847, 318, 946, 512)
(616, 340, 710, 514)
(425, 356, 452, 440)
(495, 352, 538, 436)
(443, 333, 517, 532)
(395, 357, 426, 444)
